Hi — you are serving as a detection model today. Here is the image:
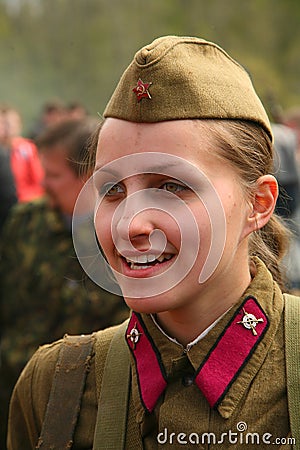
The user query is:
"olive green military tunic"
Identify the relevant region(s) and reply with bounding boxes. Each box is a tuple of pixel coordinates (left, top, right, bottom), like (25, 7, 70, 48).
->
(8, 258, 293, 449)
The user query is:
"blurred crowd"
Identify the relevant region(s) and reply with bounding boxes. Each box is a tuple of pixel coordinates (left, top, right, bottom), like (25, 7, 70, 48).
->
(1, 99, 300, 447)
(271, 107, 300, 291)
(0, 100, 129, 448)
(0, 100, 89, 229)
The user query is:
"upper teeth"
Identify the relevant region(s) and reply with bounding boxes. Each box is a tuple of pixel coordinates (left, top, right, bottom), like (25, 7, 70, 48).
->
(125, 254, 172, 264)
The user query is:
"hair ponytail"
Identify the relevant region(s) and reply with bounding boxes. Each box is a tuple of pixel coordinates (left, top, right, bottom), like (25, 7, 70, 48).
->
(249, 215, 291, 290)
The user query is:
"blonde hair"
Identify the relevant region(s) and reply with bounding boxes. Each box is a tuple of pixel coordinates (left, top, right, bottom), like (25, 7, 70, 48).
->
(80, 120, 103, 177)
(200, 119, 290, 290)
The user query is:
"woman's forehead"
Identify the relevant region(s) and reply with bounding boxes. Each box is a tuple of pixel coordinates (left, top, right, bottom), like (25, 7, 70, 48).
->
(95, 119, 214, 169)
(93, 124, 239, 192)
(97, 118, 210, 148)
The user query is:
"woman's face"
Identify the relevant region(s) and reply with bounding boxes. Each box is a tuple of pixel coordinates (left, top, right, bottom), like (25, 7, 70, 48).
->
(94, 118, 253, 314)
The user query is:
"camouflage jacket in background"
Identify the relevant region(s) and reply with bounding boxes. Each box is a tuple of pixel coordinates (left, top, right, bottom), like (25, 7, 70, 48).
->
(0, 197, 128, 378)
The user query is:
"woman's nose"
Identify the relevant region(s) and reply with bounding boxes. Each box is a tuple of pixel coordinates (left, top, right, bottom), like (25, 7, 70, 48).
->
(115, 200, 155, 242)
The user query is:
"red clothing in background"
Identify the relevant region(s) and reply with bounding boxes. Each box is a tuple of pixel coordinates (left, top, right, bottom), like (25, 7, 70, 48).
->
(10, 137, 44, 202)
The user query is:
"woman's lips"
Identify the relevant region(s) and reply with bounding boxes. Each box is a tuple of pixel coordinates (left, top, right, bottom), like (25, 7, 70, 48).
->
(119, 253, 176, 278)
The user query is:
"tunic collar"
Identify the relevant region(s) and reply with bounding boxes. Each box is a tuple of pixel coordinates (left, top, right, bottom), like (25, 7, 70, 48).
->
(150, 306, 230, 351)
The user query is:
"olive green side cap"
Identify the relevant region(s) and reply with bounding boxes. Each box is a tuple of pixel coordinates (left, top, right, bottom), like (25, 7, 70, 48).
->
(103, 35, 272, 140)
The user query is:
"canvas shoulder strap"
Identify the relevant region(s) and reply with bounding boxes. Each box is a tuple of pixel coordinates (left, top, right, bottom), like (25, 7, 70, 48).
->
(93, 319, 131, 450)
(284, 293, 300, 449)
(36, 333, 95, 450)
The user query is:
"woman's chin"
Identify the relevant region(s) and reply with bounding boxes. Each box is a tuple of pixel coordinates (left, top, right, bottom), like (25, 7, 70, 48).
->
(123, 294, 171, 315)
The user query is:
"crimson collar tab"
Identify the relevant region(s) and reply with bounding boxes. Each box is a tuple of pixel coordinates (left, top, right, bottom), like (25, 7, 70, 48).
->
(194, 296, 269, 408)
(125, 297, 269, 412)
(126, 312, 167, 412)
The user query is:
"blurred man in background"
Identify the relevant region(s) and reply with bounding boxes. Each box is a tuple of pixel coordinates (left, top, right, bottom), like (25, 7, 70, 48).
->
(0, 117, 128, 447)
(28, 99, 68, 142)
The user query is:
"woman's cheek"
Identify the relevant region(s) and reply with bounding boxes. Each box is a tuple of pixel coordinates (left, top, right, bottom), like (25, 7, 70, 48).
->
(95, 208, 113, 252)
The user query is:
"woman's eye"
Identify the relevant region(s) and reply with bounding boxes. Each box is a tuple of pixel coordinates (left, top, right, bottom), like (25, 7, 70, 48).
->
(161, 182, 187, 193)
(99, 182, 124, 196)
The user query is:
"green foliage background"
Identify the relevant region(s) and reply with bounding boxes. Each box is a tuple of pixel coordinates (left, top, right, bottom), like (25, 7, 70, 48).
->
(0, 0, 299, 132)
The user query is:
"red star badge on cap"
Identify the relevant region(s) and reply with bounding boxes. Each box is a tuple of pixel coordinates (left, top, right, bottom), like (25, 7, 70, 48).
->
(133, 78, 152, 102)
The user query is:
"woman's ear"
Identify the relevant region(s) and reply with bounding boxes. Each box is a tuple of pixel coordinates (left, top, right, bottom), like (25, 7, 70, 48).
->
(246, 175, 278, 233)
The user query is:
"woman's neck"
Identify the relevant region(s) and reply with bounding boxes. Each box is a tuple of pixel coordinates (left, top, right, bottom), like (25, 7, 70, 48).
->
(156, 263, 252, 347)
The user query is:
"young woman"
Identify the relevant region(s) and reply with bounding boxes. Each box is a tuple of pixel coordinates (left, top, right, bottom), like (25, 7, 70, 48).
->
(8, 36, 297, 449)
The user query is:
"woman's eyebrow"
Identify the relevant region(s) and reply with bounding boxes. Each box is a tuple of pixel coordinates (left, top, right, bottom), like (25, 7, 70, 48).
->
(94, 161, 181, 176)
(144, 162, 180, 174)
(93, 166, 119, 176)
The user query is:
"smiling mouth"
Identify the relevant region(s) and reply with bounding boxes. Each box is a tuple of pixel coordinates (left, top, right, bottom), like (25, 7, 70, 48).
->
(123, 253, 175, 270)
